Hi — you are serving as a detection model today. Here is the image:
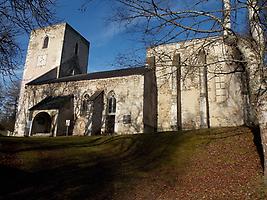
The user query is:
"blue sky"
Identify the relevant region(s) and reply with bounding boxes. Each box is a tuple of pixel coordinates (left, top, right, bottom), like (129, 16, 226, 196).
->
(16, 0, 248, 77)
(56, 0, 145, 72)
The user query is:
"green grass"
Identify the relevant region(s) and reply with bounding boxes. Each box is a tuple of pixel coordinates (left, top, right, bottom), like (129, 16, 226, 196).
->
(0, 127, 265, 200)
(0, 130, 8, 136)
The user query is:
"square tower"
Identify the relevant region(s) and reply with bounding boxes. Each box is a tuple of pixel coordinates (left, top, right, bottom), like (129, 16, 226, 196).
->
(15, 23, 90, 136)
(22, 23, 89, 83)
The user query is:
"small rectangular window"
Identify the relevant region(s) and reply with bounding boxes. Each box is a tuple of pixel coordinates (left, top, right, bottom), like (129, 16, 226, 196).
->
(75, 43, 79, 55)
(123, 115, 131, 124)
(43, 36, 49, 49)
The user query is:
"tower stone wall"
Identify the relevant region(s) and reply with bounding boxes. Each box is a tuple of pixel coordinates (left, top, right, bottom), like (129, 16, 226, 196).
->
(14, 23, 89, 136)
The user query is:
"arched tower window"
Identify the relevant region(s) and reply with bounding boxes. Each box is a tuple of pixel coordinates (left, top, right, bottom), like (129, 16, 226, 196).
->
(107, 92, 116, 115)
(43, 36, 49, 49)
(75, 43, 79, 55)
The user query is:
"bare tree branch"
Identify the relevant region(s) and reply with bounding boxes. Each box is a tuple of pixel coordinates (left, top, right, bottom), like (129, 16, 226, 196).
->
(0, 0, 57, 80)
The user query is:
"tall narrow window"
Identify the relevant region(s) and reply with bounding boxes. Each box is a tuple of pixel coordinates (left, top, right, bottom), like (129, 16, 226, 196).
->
(75, 43, 79, 55)
(108, 95, 116, 114)
(43, 36, 49, 49)
(106, 91, 116, 134)
(81, 94, 90, 116)
(215, 71, 226, 102)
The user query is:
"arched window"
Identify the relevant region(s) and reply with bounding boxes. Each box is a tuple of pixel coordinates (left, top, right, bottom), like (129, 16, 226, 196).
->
(75, 43, 79, 55)
(81, 94, 90, 116)
(107, 94, 116, 115)
(43, 36, 49, 49)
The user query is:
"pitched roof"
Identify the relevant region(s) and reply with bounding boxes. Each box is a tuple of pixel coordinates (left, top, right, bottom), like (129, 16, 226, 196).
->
(29, 95, 73, 111)
(27, 68, 58, 85)
(27, 67, 149, 86)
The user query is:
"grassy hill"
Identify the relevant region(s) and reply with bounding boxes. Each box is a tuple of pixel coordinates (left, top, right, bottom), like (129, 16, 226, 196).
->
(0, 127, 265, 199)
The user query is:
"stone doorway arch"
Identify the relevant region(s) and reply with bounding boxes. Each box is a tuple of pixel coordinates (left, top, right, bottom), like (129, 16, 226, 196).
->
(31, 112, 52, 135)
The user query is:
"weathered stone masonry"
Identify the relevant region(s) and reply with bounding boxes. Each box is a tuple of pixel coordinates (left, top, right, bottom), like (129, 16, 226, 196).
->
(14, 23, 252, 136)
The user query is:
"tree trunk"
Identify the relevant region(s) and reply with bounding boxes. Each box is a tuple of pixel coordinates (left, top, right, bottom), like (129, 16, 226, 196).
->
(247, 0, 267, 183)
(223, 0, 231, 36)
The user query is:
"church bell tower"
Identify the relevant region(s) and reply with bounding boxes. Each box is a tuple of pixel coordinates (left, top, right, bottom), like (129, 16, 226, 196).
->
(22, 23, 89, 83)
(15, 23, 90, 136)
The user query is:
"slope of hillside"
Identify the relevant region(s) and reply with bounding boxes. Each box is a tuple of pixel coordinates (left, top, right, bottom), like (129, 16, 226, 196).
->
(0, 127, 265, 199)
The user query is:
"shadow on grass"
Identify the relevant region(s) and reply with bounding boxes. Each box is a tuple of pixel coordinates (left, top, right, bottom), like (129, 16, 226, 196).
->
(0, 162, 118, 199)
(0, 136, 104, 153)
(0, 133, 192, 200)
(250, 125, 265, 170)
(0, 127, 256, 200)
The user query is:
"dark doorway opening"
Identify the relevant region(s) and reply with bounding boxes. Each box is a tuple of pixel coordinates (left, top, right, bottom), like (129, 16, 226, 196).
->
(90, 91, 104, 136)
(106, 115, 115, 134)
(31, 112, 52, 135)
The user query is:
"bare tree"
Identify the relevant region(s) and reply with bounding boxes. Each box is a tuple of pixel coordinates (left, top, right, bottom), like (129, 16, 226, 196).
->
(82, 0, 267, 178)
(86, 0, 266, 109)
(0, 0, 56, 79)
(0, 80, 20, 131)
(82, 1, 266, 104)
(82, 0, 265, 83)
